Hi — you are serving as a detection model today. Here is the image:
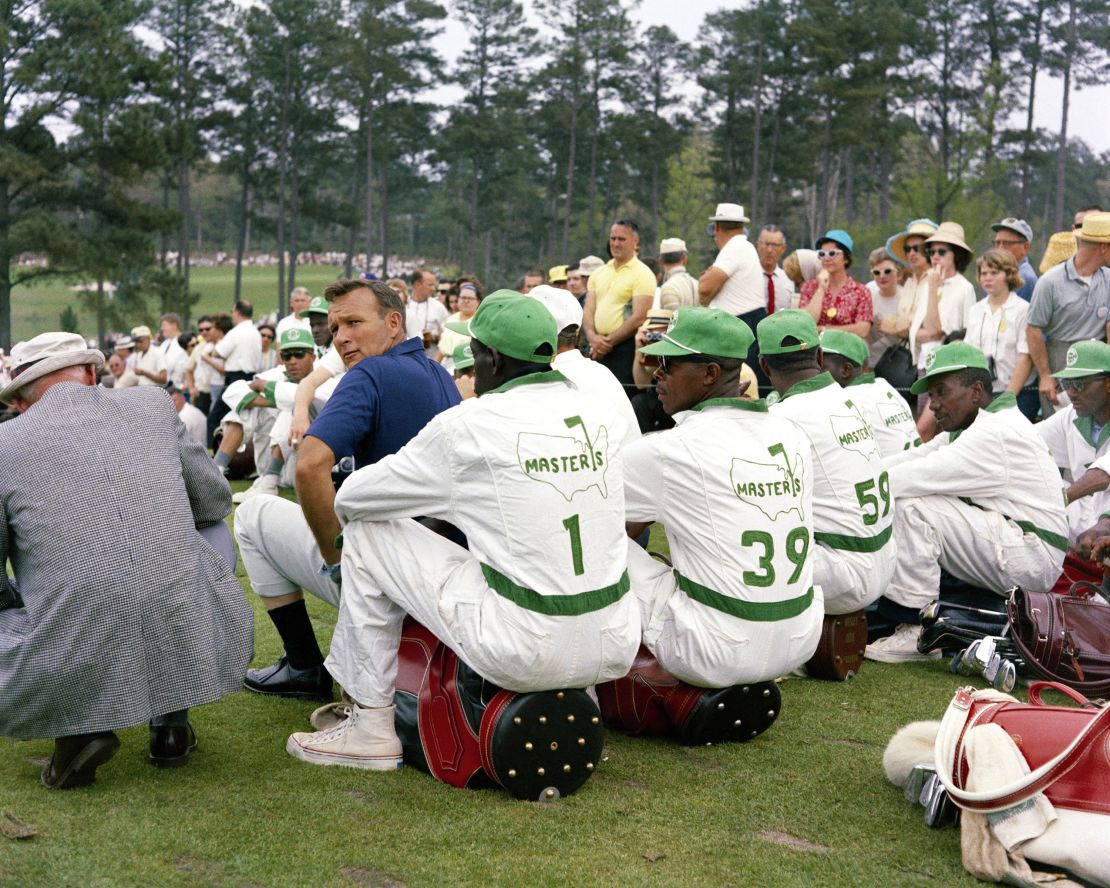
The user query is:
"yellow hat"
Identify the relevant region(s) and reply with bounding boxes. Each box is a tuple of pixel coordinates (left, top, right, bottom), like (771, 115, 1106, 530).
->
(1039, 231, 1077, 273)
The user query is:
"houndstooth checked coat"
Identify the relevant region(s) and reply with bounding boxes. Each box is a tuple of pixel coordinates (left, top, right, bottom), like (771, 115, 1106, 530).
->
(0, 382, 253, 739)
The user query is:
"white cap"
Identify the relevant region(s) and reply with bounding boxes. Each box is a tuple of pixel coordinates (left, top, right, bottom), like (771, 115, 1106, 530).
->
(659, 237, 687, 254)
(131, 325, 152, 339)
(528, 285, 583, 333)
(577, 255, 605, 276)
(708, 203, 750, 223)
(0, 332, 104, 403)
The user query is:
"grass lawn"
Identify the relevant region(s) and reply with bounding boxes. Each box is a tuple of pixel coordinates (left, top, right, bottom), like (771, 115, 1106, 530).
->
(0, 507, 979, 888)
(10, 266, 346, 344)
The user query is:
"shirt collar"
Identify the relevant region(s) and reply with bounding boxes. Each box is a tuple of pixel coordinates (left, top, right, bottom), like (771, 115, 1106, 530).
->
(1073, 412, 1110, 449)
(847, 372, 876, 387)
(984, 391, 1017, 414)
(780, 372, 837, 401)
(552, 349, 585, 366)
(690, 396, 768, 413)
(484, 369, 568, 396)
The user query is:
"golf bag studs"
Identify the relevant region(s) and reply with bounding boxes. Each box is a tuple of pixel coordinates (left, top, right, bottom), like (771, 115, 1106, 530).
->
(556, 691, 564, 699)
(591, 716, 599, 724)
(549, 741, 557, 751)
(567, 714, 574, 722)
(538, 716, 547, 724)
(524, 742, 533, 751)
(507, 769, 517, 778)
(537, 767, 545, 776)
(717, 702, 725, 710)
(577, 737, 586, 746)
(586, 762, 594, 770)
(563, 764, 571, 773)
(513, 716, 522, 725)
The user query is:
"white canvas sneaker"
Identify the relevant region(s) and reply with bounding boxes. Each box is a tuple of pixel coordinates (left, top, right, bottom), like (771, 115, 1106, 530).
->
(232, 474, 279, 504)
(286, 703, 403, 770)
(864, 624, 942, 663)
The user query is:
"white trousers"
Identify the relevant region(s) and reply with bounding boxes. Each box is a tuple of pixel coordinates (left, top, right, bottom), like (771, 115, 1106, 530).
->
(886, 495, 1063, 609)
(219, 399, 278, 476)
(626, 542, 823, 686)
(233, 496, 340, 606)
(814, 543, 893, 615)
(326, 518, 640, 708)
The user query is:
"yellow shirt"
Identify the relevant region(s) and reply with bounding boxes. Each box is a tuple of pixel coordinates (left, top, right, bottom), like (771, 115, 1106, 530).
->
(589, 257, 657, 335)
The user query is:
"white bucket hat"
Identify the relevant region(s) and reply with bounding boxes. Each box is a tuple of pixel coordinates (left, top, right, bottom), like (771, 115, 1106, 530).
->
(0, 332, 104, 403)
(708, 203, 750, 224)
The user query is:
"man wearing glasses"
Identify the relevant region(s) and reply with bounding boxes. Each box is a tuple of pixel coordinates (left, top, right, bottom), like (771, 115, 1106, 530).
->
(989, 217, 1038, 301)
(1036, 340, 1110, 550)
(1022, 212, 1110, 416)
(756, 224, 794, 314)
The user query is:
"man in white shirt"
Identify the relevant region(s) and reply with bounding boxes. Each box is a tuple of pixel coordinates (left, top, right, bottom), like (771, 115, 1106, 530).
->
(405, 269, 447, 357)
(275, 287, 312, 339)
(130, 326, 167, 386)
(168, 385, 206, 447)
(699, 203, 767, 387)
(285, 292, 639, 772)
(159, 313, 186, 385)
(819, 330, 920, 455)
(217, 301, 263, 386)
(865, 342, 1068, 662)
(756, 224, 795, 315)
(1036, 340, 1110, 550)
(602, 308, 822, 744)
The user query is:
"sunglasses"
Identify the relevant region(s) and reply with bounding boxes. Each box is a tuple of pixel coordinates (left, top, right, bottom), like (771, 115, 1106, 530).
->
(927, 247, 950, 258)
(1060, 375, 1107, 393)
(817, 249, 842, 259)
(658, 355, 717, 374)
(282, 349, 310, 359)
(905, 244, 925, 254)
(198, 326, 212, 333)
(872, 268, 896, 277)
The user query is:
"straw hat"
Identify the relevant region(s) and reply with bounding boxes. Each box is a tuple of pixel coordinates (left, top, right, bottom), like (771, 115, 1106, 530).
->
(886, 219, 939, 266)
(1039, 231, 1077, 273)
(1075, 212, 1110, 244)
(924, 221, 973, 256)
(0, 332, 104, 403)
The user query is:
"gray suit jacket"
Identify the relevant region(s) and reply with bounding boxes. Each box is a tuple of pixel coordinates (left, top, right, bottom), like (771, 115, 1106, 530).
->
(0, 382, 253, 739)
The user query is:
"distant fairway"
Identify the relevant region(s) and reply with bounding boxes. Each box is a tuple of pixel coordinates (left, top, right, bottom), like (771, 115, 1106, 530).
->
(10, 265, 346, 343)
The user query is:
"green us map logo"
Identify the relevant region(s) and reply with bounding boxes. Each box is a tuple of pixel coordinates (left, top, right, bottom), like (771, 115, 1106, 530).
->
(517, 415, 610, 502)
(730, 443, 806, 521)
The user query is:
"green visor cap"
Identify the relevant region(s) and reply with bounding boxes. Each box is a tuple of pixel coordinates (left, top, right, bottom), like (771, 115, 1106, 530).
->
(756, 309, 819, 355)
(298, 295, 328, 317)
(1052, 340, 1110, 379)
(465, 290, 557, 364)
(819, 329, 868, 367)
(279, 327, 315, 352)
(639, 307, 754, 359)
(452, 343, 475, 371)
(910, 341, 989, 394)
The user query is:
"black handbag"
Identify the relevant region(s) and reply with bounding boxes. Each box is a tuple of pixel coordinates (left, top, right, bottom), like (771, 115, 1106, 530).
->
(874, 338, 917, 395)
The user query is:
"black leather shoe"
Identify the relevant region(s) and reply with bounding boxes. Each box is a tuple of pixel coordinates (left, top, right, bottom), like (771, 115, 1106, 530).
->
(243, 655, 333, 700)
(149, 723, 198, 768)
(41, 732, 120, 790)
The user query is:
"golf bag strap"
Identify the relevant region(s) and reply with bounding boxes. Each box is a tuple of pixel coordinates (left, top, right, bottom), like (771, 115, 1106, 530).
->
(935, 686, 1110, 813)
(1026, 680, 1094, 708)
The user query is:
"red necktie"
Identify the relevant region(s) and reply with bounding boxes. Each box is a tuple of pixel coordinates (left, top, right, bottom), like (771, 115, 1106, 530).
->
(765, 273, 775, 314)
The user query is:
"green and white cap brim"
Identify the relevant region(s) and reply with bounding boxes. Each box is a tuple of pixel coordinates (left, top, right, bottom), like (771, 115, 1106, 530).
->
(1052, 341, 1110, 379)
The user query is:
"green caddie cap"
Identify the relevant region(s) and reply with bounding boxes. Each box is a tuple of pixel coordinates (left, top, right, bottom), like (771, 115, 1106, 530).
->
(639, 307, 754, 359)
(756, 309, 819, 356)
(454, 290, 557, 364)
(298, 296, 328, 317)
(1052, 340, 1110, 379)
(819, 329, 869, 367)
(279, 327, 315, 353)
(452, 343, 475, 372)
(910, 341, 989, 394)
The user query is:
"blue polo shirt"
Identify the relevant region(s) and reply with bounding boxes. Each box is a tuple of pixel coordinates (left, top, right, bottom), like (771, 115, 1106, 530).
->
(307, 337, 460, 468)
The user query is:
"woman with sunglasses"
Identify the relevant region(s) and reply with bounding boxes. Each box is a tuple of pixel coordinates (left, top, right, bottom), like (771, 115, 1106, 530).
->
(798, 229, 872, 338)
(865, 248, 908, 368)
(964, 249, 1035, 419)
(437, 280, 482, 370)
(258, 324, 279, 372)
(885, 219, 938, 366)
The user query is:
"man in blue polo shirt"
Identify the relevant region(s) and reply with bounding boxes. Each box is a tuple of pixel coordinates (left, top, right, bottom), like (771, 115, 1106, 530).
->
(235, 279, 460, 699)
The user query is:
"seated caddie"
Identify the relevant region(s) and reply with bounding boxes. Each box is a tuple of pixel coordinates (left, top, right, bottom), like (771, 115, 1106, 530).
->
(758, 310, 895, 680)
(285, 292, 641, 770)
(451, 342, 476, 399)
(603, 307, 822, 743)
(865, 342, 1068, 662)
(1035, 340, 1110, 564)
(818, 329, 920, 455)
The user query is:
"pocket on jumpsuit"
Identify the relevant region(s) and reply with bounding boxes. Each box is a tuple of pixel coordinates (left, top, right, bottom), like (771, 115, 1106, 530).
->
(595, 622, 640, 685)
(999, 530, 1056, 593)
(483, 607, 555, 690)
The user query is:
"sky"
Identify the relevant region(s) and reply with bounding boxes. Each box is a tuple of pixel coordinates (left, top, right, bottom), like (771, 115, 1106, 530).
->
(435, 0, 1109, 154)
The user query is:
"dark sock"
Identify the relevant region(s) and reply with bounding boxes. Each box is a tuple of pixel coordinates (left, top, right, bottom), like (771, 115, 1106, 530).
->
(265, 456, 284, 478)
(267, 600, 324, 669)
(213, 451, 231, 469)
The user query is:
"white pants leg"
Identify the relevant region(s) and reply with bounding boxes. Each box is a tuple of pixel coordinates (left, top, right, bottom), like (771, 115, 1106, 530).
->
(814, 545, 890, 615)
(327, 518, 640, 708)
(626, 542, 824, 686)
(886, 495, 1063, 609)
(233, 496, 340, 606)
